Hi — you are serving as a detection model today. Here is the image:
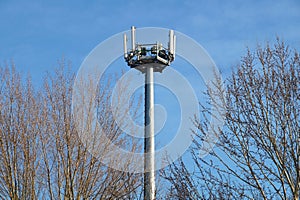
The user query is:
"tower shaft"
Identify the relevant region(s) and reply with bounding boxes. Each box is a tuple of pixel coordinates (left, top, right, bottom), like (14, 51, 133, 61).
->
(144, 66, 155, 200)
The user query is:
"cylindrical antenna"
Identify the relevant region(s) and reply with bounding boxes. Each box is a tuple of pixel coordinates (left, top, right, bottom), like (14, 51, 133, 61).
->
(169, 30, 174, 55)
(173, 34, 176, 59)
(131, 26, 136, 50)
(123, 33, 128, 58)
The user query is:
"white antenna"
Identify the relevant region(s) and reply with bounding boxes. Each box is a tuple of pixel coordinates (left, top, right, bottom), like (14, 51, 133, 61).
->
(169, 30, 174, 54)
(173, 34, 176, 59)
(123, 33, 128, 59)
(131, 26, 136, 50)
(169, 30, 176, 60)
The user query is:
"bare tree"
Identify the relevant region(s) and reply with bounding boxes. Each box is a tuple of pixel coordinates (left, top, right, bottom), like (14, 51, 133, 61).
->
(0, 61, 144, 199)
(163, 40, 300, 200)
(39, 62, 143, 199)
(0, 64, 41, 199)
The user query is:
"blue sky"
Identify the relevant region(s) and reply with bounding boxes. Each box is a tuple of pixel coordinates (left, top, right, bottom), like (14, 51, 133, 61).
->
(1, 0, 299, 82)
(0, 0, 300, 179)
(1, 0, 300, 157)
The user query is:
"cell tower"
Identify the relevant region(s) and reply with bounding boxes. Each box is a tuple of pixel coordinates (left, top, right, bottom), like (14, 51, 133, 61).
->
(123, 26, 176, 200)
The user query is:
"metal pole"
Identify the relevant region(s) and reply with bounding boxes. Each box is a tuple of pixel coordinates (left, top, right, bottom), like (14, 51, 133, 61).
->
(144, 66, 155, 200)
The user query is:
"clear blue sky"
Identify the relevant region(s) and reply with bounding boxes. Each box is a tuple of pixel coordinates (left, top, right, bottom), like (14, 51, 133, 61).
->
(1, 0, 300, 153)
(1, 0, 299, 81)
(0, 0, 300, 175)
